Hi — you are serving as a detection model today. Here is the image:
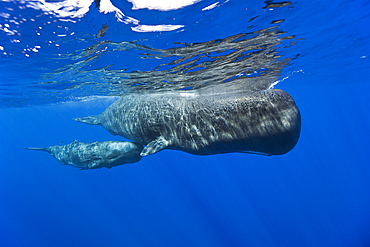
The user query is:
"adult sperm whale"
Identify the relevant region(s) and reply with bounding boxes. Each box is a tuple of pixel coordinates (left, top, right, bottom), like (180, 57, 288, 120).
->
(74, 89, 301, 156)
(24, 140, 143, 169)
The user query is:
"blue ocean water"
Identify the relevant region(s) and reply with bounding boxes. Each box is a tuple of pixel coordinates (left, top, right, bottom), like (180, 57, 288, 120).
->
(1, 0, 370, 246)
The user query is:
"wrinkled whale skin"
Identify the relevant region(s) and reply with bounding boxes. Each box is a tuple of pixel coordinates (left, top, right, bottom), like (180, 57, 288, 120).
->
(24, 140, 143, 169)
(74, 89, 301, 156)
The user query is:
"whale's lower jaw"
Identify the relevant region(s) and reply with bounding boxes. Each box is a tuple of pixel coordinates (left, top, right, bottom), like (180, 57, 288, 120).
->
(169, 130, 301, 156)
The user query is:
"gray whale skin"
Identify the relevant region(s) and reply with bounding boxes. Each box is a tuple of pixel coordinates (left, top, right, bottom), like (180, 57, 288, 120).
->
(24, 140, 143, 169)
(74, 89, 301, 156)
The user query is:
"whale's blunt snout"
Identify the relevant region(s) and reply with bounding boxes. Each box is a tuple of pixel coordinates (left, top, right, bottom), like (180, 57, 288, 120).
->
(274, 97, 301, 155)
(254, 89, 301, 155)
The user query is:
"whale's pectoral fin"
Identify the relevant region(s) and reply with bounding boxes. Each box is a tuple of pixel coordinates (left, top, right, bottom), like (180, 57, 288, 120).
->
(141, 136, 169, 156)
(73, 115, 101, 125)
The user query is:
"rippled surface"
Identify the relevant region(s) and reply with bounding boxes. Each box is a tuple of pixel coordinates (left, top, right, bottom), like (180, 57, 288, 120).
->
(46, 26, 294, 94)
(0, 0, 300, 107)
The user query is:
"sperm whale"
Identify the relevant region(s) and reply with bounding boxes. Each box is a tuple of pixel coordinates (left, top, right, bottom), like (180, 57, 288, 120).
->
(74, 89, 301, 156)
(24, 140, 143, 169)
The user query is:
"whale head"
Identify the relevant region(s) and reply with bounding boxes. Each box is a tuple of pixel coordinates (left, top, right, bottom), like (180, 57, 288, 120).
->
(90, 141, 143, 169)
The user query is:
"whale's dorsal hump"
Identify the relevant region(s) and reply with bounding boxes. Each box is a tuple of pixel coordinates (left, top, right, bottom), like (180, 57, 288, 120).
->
(140, 136, 169, 156)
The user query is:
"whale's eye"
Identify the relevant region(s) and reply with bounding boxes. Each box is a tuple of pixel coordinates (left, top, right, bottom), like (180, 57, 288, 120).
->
(106, 149, 121, 159)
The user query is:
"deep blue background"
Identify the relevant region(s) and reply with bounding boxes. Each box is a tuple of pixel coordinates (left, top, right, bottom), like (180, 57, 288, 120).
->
(1, 0, 370, 246)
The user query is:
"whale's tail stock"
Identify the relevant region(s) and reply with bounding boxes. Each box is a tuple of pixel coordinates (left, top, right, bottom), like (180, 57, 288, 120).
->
(73, 115, 101, 125)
